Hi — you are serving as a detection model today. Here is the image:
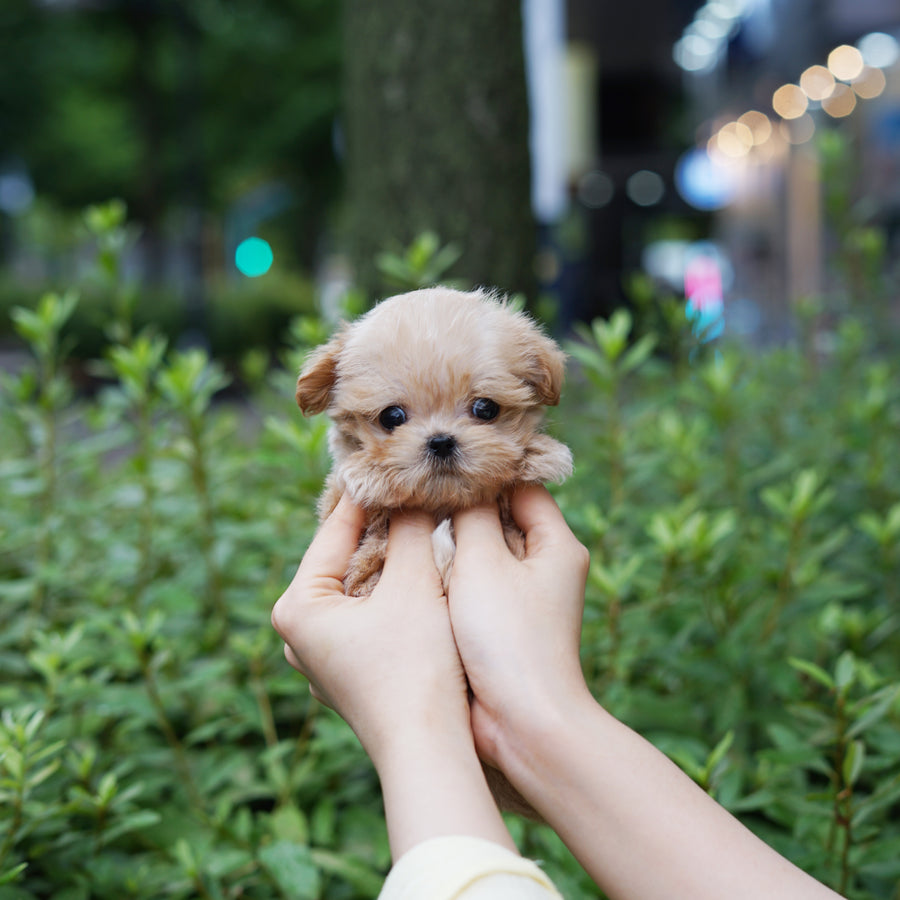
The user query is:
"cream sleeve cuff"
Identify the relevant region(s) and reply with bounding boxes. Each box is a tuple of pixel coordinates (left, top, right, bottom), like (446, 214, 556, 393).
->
(378, 835, 564, 900)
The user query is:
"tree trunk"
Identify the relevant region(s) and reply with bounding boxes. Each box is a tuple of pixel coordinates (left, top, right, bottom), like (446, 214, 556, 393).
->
(342, 0, 536, 300)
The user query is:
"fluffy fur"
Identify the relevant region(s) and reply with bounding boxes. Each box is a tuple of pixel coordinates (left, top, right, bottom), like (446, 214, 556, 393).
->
(296, 286, 573, 596)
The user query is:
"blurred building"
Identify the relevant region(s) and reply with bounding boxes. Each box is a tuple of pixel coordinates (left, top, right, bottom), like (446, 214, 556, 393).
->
(530, 0, 900, 340)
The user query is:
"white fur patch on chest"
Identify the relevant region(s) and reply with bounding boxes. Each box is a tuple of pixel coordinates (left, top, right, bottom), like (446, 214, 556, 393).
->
(431, 518, 456, 591)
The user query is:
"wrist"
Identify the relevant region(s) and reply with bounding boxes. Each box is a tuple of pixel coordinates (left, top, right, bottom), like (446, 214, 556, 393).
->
(487, 685, 600, 805)
(361, 689, 473, 773)
(373, 718, 517, 859)
(368, 713, 475, 779)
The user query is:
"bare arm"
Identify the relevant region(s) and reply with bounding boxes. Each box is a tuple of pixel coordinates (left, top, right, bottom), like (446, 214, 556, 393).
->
(271, 496, 514, 860)
(450, 486, 844, 900)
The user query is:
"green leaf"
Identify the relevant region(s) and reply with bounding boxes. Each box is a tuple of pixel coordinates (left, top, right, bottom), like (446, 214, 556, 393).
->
(704, 730, 735, 779)
(788, 658, 835, 690)
(619, 333, 657, 374)
(100, 810, 163, 845)
(267, 804, 310, 846)
(311, 848, 385, 895)
(847, 685, 900, 739)
(0, 862, 28, 886)
(834, 651, 856, 693)
(566, 342, 612, 380)
(842, 739, 865, 787)
(259, 841, 321, 900)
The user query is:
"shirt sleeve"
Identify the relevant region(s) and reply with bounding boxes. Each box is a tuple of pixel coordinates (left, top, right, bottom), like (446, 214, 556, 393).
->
(378, 835, 564, 900)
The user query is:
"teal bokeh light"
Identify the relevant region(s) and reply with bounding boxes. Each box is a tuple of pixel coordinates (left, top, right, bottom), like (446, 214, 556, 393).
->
(235, 237, 274, 277)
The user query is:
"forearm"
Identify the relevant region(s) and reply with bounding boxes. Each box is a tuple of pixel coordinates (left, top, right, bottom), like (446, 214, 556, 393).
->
(498, 694, 843, 900)
(373, 724, 516, 861)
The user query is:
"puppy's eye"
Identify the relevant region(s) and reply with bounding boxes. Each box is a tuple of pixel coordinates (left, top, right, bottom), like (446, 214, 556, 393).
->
(378, 406, 407, 431)
(471, 398, 500, 421)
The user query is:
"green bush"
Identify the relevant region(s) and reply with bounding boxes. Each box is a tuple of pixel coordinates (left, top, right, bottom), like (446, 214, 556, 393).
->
(0, 271, 317, 366)
(0, 201, 318, 364)
(1, 291, 898, 899)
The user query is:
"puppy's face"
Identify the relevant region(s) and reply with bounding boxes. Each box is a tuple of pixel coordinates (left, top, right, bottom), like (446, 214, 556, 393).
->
(297, 288, 572, 512)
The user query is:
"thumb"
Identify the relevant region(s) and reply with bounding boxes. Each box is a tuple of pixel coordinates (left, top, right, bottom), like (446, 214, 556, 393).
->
(295, 494, 366, 586)
(272, 494, 364, 638)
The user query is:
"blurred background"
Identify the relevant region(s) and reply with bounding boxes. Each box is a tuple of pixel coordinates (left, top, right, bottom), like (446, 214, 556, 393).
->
(3, 7, 900, 896)
(1, 0, 898, 360)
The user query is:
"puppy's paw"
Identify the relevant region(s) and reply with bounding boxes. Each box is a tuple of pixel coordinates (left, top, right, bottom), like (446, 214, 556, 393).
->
(344, 518, 388, 597)
(343, 563, 381, 597)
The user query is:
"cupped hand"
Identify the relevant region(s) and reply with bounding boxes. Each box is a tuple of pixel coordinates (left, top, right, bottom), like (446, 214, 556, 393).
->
(271, 496, 470, 767)
(449, 485, 591, 767)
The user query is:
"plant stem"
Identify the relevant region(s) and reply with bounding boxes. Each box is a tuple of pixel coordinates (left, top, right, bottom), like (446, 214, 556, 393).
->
(140, 653, 205, 812)
(186, 416, 224, 624)
(135, 401, 156, 604)
(606, 379, 625, 510)
(250, 656, 279, 751)
(0, 776, 24, 872)
(31, 346, 62, 619)
(764, 522, 801, 638)
(832, 695, 854, 897)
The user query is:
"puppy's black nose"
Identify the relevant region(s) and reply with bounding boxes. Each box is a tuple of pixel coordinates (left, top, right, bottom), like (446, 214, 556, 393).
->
(427, 434, 457, 459)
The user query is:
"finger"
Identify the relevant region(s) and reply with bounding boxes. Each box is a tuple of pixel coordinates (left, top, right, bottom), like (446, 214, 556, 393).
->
(309, 683, 327, 705)
(283, 642, 305, 674)
(272, 495, 364, 636)
(452, 501, 509, 559)
(380, 509, 442, 583)
(295, 493, 366, 586)
(509, 485, 573, 555)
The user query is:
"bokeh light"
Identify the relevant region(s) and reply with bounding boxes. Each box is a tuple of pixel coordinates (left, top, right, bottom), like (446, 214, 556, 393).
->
(235, 237, 274, 277)
(673, 0, 747, 74)
(715, 121, 753, 158)
(828, 44, 865, 82)
(779, 113, 815, 144)
(822, 83, 857, 118)
(674, 34, 718, 73)
(626, 170, 665, 207)
(737, 110, 772, 145)
(857, 31, 899, 69)
(675, 148, 737, 211)
(800, 65, 835, 101)
(852, 66, 887, 99)
(0, 173, 35, 215)
(772, 84, 808, 119)
(577, 170, 614, 209)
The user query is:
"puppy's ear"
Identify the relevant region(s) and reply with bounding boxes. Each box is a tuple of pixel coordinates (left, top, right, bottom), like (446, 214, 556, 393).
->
(296, 331, 345, 414)
(519, 331, 566, 407)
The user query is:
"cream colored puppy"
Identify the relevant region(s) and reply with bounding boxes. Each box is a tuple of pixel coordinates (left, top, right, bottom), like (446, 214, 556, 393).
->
(296, 286, 573, 597)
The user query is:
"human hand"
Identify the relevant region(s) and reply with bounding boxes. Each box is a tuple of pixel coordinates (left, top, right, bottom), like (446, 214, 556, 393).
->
(449, 485, 591, 767)
(271, 496, 470, 769)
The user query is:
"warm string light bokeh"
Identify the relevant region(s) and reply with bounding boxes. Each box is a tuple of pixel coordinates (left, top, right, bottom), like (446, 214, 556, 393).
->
(706, 36, 894, 166)
(674, 0, 899, 185)
(666, 3, 899, 339)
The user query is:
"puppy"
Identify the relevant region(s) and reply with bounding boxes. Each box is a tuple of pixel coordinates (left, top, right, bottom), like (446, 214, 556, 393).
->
(295, 286, 573, 597)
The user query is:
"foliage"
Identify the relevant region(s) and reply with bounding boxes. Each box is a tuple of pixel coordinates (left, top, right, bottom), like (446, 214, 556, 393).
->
(0, 0, 341, 220)
(555, 309, 900, 899)
(1, 270, 899, 899)
(818, 131, 898, 339)
(0, 201, 318, 366)
(375, 232, 463, 293)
